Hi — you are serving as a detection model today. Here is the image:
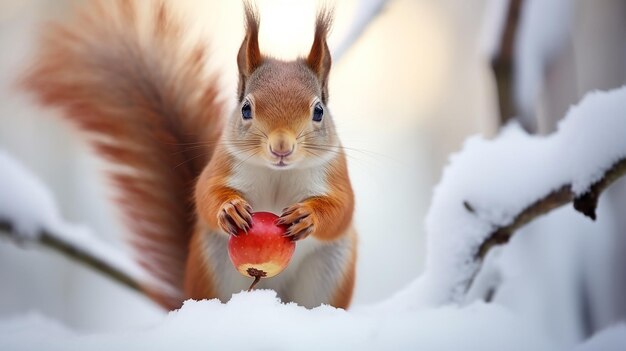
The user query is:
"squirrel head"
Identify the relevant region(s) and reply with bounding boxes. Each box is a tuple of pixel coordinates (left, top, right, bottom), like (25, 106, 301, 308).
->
(225, 2, 338, 170)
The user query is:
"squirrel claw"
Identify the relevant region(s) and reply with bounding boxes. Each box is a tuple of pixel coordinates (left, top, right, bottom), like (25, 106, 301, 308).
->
(218, 198, 252, 235)
(280, 203, 315, 241)
(285, 226, 313, 241)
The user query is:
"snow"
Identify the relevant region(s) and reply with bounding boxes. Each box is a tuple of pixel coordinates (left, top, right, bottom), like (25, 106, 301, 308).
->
(558, 90, 626, 193)
(0, 313, 72, 342)
(489, 205, 591, 346)
(0, 150, 59, 239)
(0, 290, 556, 351)
(0, 149, 156, 290)
(380, 86, 626, 308)
(515, 0, 573, 120)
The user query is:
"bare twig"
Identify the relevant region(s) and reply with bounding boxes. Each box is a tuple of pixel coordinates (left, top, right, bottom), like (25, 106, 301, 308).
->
(474, 185, 571, 259)
(491, 0, 524, 125)
(0, 220, 143, 294)
(472, 157, 626, 263)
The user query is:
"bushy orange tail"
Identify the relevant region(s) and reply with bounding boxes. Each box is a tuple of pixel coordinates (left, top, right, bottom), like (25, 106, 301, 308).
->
(22, 0, 224, 309)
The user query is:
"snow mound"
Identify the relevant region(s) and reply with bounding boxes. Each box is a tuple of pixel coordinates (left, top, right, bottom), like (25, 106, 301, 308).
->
(0, 290, 555, 351)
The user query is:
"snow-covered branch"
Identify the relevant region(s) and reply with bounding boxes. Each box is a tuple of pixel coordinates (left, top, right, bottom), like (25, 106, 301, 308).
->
(0, 151, 160, 300)
(0, 218, 143, 293)
(473, 156, 626, 260)
(380, 86, 626, 309)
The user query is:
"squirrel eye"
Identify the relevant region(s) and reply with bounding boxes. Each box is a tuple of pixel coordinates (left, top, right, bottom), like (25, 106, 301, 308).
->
(312, 102, 324, 122)
(241, 100, 252, 120)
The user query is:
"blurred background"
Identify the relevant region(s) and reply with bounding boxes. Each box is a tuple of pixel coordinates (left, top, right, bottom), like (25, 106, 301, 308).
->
(0, 0, 625, 348)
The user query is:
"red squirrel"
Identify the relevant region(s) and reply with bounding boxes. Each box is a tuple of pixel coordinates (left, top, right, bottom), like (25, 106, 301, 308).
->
(23, 0, 357, 310)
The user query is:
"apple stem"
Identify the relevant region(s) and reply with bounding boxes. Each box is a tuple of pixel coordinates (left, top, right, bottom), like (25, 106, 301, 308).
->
(248, 275, 261, 291)
(247, 267, 267, 291)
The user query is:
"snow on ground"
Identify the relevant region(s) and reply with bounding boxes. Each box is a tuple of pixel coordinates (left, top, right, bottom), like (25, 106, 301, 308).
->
(380, 86, 626, 309)
(0, 290, 556, 351)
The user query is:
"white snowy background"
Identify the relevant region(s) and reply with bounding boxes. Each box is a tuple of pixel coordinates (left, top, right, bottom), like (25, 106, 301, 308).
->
(1, 0, 626, 349)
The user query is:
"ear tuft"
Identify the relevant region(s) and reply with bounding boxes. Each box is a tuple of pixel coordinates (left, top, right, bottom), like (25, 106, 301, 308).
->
(307, 7, 333, 103)
(237, 1, 262, 102)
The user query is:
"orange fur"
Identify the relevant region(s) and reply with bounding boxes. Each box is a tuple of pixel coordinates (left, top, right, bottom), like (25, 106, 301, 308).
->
(194, 145, 252, 235)
(276, 152, 354, 242)
(296, 153, 354, 241)
(331, 230, 358, 308)
(185, 228, 218, 300)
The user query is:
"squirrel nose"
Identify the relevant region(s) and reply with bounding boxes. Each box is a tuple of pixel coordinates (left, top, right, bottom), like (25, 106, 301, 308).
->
(269, 131, 295, 158)
(270, 145, 294, 157)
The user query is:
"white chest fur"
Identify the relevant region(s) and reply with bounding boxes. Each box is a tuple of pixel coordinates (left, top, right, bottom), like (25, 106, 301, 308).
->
(227, 163, 330, 214)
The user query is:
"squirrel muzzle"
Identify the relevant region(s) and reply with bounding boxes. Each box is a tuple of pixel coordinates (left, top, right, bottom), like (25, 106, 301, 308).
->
(268, 131, 296, 159)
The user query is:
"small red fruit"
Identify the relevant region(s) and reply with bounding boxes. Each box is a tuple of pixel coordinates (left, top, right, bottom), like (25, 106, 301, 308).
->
(228, 212, 295, 290)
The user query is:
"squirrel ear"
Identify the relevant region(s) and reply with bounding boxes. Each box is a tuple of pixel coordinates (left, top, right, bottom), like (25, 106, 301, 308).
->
(237, 2, 262, 102)
(307, 8, 333, 103)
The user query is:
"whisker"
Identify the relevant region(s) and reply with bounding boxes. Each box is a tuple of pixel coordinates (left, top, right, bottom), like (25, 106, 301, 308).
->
(297, 128, 323, 141)
(300, 142, 394, 161)
(165, 139, 259, 147)
(248, 132, 266, 141)
(171, 141, 261, 155)
(252, 126, 268, 139)
(230, 146, 260, 157)
(232, 150, 260, 171)
(296, 127, 312, 140)
(173, 152, 208, 170)
(301, 145, 374, 169)
(303, 148, 324, 159)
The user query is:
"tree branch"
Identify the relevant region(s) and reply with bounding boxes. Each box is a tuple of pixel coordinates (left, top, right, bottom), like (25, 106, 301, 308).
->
(473, 157, 626, 262)
(0, 219, 143, 294)
(491, 0, 523, 125)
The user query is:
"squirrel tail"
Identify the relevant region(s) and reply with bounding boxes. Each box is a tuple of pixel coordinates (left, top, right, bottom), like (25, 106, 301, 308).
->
(21, 0, 224, 309)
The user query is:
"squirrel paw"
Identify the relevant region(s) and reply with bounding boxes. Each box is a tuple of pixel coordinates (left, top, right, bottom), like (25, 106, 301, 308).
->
(277, 203, 315, 241)
(217, 198, 252, 235)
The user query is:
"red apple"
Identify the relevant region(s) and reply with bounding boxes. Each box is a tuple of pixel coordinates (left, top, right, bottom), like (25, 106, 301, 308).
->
(228, 212, 295, 289)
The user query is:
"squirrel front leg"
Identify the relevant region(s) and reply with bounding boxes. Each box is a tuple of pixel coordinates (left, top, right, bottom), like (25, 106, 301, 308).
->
(279, 154, 354, 242)
(278, 196, 352, 241)
(195, 162, 252, 236)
